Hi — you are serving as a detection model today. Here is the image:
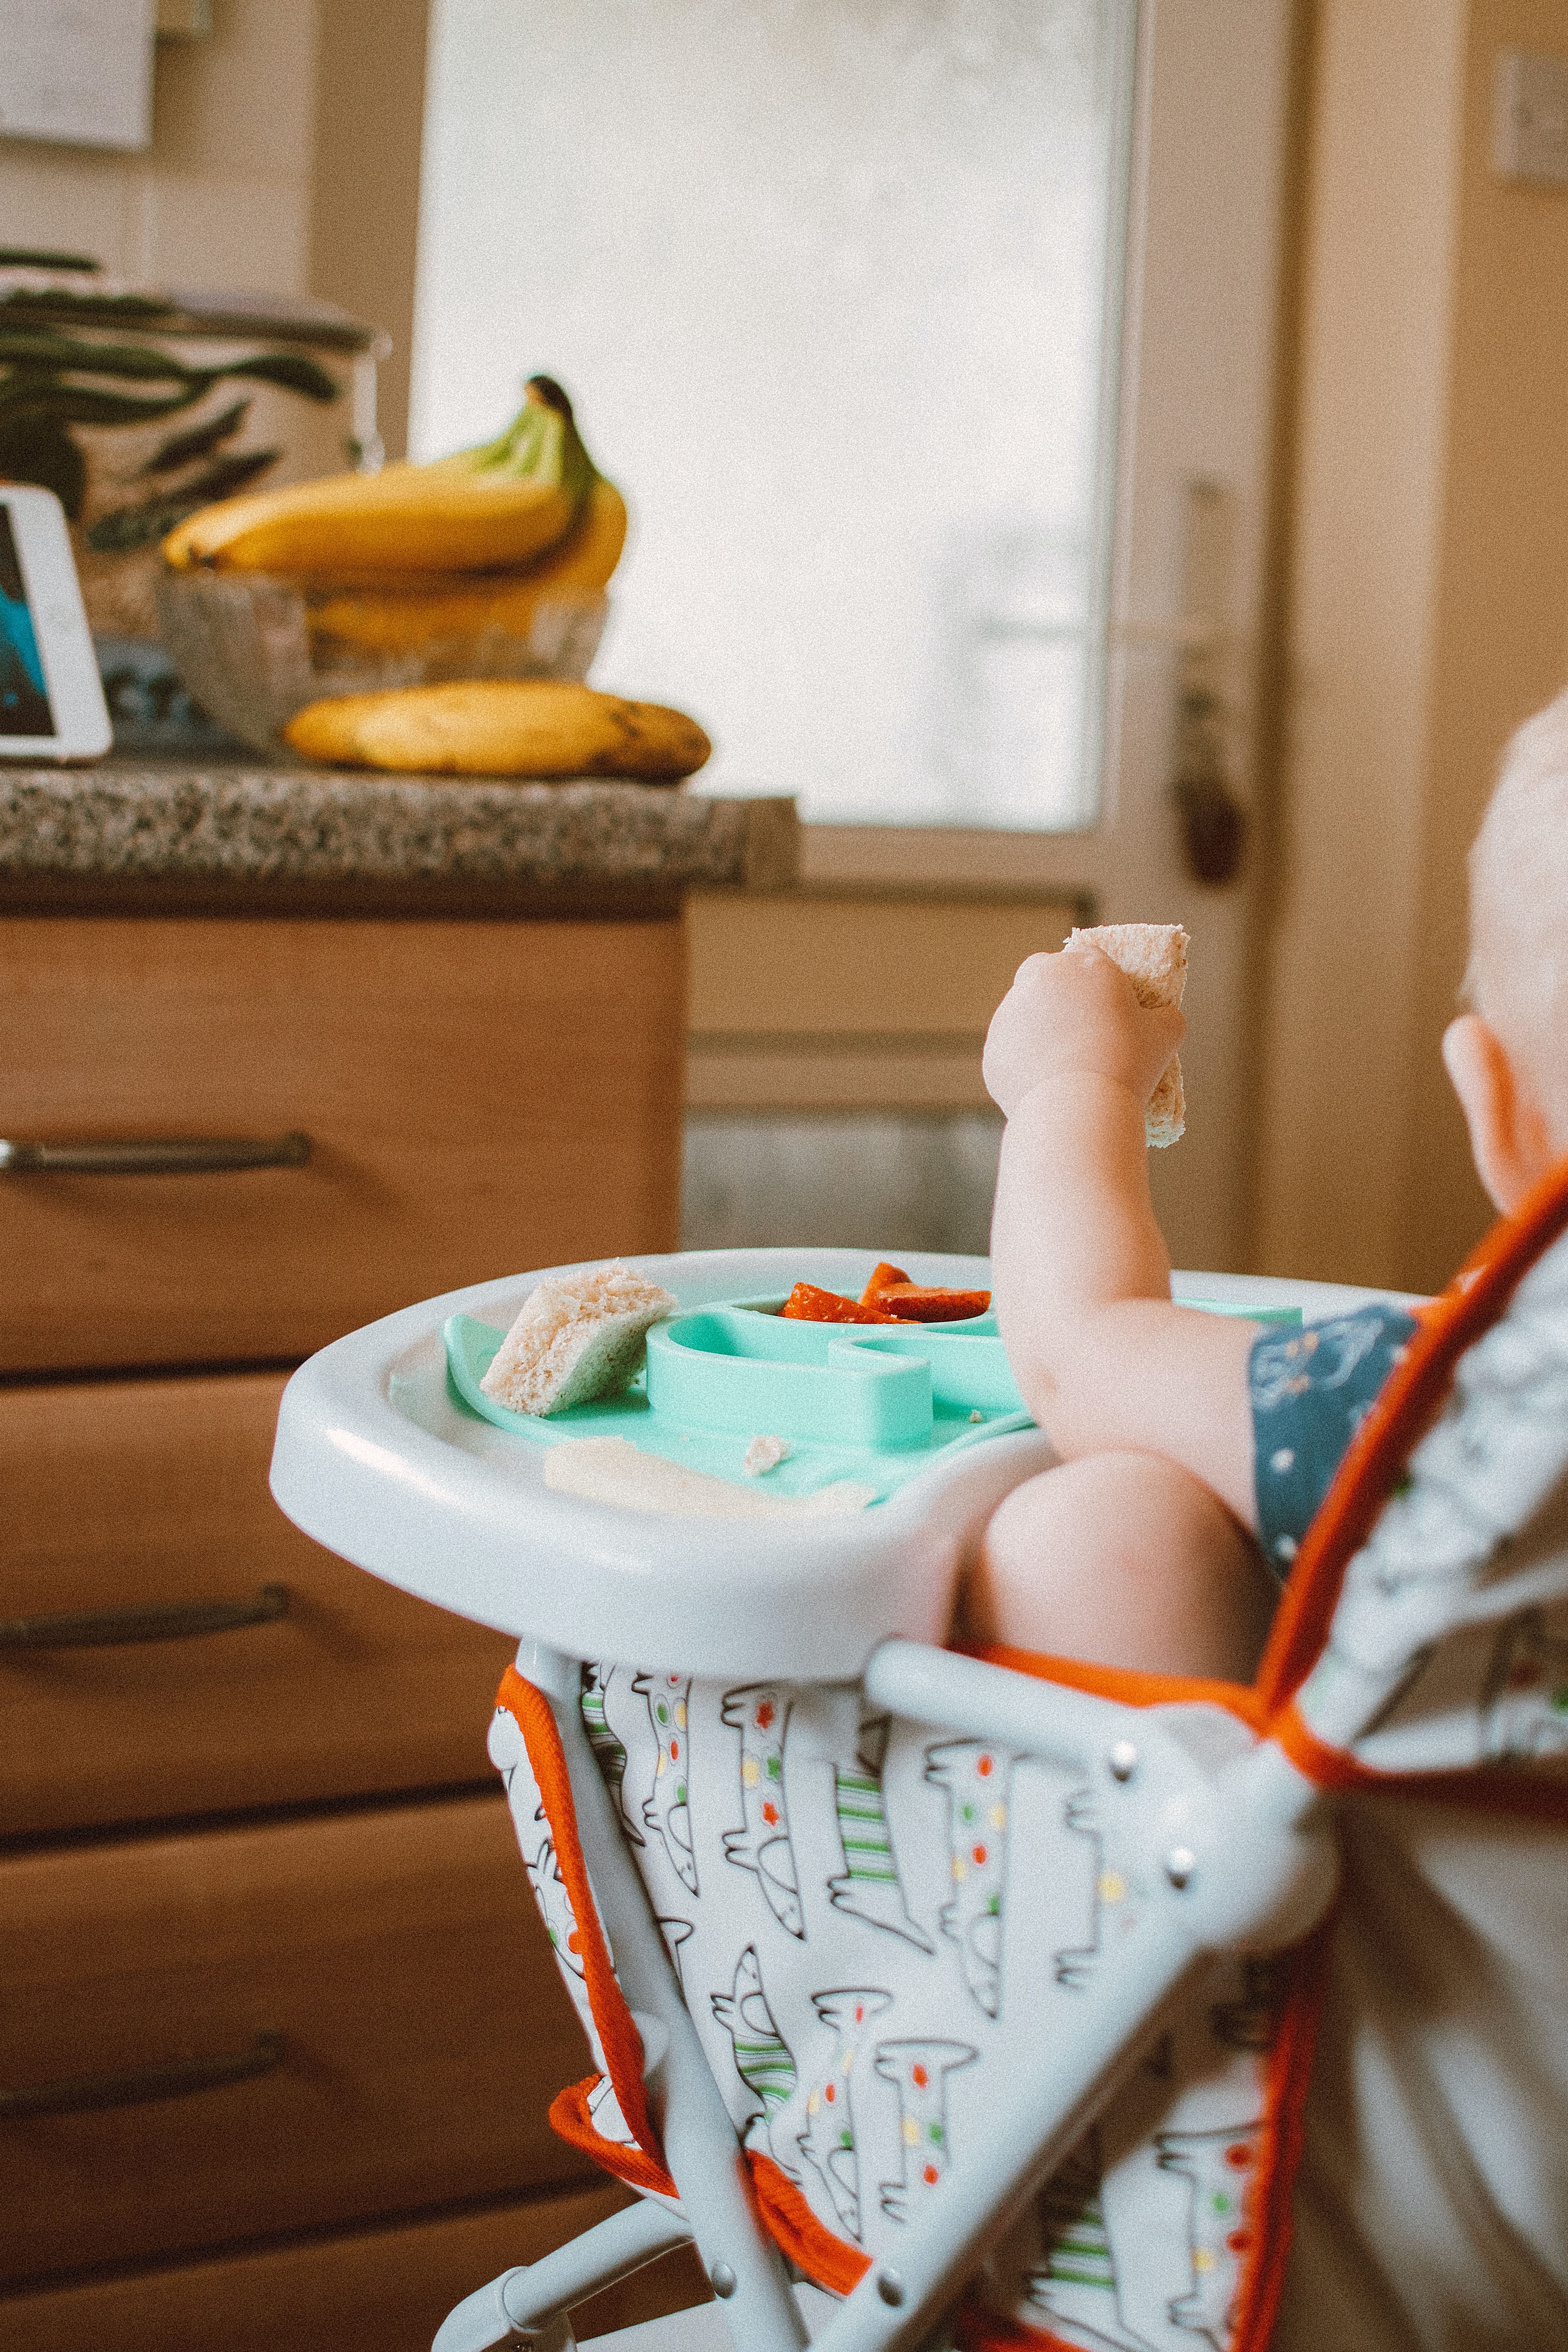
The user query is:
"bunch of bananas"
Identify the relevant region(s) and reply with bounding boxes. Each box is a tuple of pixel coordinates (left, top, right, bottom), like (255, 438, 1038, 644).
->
(160, 374, 719, 781)
(162, 373, 624, 606)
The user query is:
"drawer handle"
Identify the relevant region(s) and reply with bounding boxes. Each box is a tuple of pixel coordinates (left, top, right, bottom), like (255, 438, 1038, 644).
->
(0, 2029, 284, 2120)
(0, 1132, 310, 1176)
(0, 1582, 290, 1650)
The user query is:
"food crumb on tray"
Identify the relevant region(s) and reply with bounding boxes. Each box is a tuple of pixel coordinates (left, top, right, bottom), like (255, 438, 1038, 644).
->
(744, 1434, 789, 1476)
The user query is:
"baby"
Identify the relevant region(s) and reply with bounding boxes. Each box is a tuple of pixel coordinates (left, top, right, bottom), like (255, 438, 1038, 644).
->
(962, 690, 1568, 1679)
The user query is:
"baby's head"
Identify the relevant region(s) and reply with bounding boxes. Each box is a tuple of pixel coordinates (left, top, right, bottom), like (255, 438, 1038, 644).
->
(1445, 690, 1568, 1209)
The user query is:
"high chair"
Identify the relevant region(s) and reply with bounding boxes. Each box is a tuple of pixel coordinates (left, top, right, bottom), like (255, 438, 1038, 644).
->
(269, 1167, 1568, 2352)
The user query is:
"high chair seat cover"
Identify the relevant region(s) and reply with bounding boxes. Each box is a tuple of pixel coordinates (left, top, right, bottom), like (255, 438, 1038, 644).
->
(491, 1667, 1315, 2347)
(493, 1160, 1568, 2352)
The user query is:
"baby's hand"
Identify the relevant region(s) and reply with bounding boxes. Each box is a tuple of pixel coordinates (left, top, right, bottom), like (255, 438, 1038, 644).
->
(982, 944, 1186, 1119)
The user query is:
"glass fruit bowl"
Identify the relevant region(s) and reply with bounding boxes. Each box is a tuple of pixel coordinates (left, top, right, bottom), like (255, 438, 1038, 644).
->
(154, 564, 610, 757)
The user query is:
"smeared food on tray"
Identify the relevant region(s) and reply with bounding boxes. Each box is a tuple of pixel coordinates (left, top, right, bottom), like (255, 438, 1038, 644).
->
(543, 1437, 874, 1519)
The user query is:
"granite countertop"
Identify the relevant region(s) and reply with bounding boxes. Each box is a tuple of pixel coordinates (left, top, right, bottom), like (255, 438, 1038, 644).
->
(0, 760, 799, 917)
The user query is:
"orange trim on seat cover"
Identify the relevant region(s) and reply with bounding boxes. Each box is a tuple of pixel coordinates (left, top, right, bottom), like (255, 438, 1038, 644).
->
(961, 1637, 1267, 1729)
(494, 1663, 677, 2200)
(1272, 1697, 1568, 1821)
(747, 2151, 872, 2295)
(548, 2076, 682, 2199)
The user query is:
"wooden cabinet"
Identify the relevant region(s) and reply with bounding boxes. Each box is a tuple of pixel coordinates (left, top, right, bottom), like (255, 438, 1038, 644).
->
(0, 2184, 710, 2352)
(0, 916, 684, 1374)
(0, 1371, 517, 1837)
(0, 911, 691, 2343)
(0, 1797, 595, 2282)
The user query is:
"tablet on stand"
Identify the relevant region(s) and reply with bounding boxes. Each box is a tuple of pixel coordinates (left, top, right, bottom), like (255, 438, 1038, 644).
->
(0, 485, 113, 762)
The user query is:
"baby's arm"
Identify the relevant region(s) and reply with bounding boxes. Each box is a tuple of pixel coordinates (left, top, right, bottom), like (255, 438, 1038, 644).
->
(984, 945, 1258, 1525)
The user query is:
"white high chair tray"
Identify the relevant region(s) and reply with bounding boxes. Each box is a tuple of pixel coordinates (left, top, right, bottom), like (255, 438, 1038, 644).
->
(270, 1247, 1408, 1681)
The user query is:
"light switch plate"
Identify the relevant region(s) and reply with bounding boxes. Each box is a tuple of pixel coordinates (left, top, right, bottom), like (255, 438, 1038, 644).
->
(1494, 50, 1568, 185)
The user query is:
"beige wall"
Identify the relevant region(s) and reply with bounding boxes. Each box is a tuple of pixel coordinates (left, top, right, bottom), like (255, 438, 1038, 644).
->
(1255, 0, 1467, 1292)
(1258, 0, 1568, 1294)
(307, 0, 431, 464)
(0, 0, 431, 463)
(1403, 0, 1568, 1289)
(0, 2, 319, 296)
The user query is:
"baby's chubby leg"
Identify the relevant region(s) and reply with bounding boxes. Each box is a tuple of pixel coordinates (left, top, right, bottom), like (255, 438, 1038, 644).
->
(960, 1453, 1278, 1681)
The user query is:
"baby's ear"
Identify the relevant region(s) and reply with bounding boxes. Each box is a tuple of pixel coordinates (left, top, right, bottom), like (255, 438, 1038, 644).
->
(1442, 1014, 1556, 1212)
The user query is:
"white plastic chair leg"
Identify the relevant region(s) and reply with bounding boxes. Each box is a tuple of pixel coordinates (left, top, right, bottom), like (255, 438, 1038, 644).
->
(433, 2201, 693, 2352)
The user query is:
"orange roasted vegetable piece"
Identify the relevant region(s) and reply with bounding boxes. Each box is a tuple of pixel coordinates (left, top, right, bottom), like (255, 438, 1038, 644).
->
(779, 1282, 909, 1325)
(860, 1261, 991, 1321)
(868, 1283, 991, 1322)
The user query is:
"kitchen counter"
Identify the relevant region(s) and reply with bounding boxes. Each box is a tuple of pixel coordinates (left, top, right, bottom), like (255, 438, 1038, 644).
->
(0, 759, 799, 916)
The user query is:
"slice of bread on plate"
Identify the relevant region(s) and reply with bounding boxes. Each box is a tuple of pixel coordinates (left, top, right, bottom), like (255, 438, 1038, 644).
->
(1067, 921, 1189, 1147)
(480, 1262, 678, 1416)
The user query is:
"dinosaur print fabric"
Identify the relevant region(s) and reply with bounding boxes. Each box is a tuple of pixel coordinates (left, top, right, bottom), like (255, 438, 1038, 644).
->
(494, 1666, 1297, 2351)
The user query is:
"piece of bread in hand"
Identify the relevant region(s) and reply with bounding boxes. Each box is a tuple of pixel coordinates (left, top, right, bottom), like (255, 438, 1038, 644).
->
(1066, 921, 1189, 1146)
(480, 1262, 678, 1416)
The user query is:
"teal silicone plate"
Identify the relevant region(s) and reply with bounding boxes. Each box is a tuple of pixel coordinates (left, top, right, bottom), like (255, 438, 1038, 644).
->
(443, 1294, 1034, 1506)
(443, 1287, 1303, 1508)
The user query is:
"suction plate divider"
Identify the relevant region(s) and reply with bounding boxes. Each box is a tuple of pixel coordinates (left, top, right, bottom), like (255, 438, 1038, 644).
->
(442, 1294, 1033, 1504)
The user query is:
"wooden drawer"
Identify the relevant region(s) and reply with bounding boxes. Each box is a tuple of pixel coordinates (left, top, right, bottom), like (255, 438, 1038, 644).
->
(0, 1370, 516, 1839)
(0, 2181, 710, 2352)
(0, 1793, 598, 2285)
(0, 915, 684, 1376)
(0, 2183, 710, 2352)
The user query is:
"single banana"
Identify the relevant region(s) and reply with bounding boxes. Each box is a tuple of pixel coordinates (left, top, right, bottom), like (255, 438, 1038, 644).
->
(283, 679, 711, 781)
(305, 474, 629, 653)
(162, 376, 593, 575)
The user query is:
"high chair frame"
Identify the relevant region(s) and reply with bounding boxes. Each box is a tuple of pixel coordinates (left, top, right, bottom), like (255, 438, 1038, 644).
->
(272, 1170, 1568, 2352)
(435, 1640, 1339, 2352)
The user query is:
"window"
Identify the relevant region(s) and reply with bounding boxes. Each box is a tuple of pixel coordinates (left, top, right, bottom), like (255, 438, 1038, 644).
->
(411, 0, 1139, 829)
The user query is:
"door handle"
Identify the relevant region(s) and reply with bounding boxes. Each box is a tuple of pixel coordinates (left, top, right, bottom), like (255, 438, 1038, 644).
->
(1172, 686, 1247, 886)
(1169, 480, 1247, 887)
(0, 1583, 290, 1650)
(0, 2030, 285, 2120)
(0, 1132, 310, 1175)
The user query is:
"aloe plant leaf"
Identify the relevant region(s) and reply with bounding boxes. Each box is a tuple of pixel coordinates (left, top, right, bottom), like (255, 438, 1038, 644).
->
(0, 289, 171, 327)
(87, 446, 283, 551)
(143, 397, 251, 474)
(216, 352, 340, 402)
(173, 445, 282, 503)
(0, 288, 171, 323)
(0, 420, 87, 517)
(0, 385, 209, 430)
(0, 338, 340, 406)
(0, 332, 208, 381)
(0, 247, 102, 272)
